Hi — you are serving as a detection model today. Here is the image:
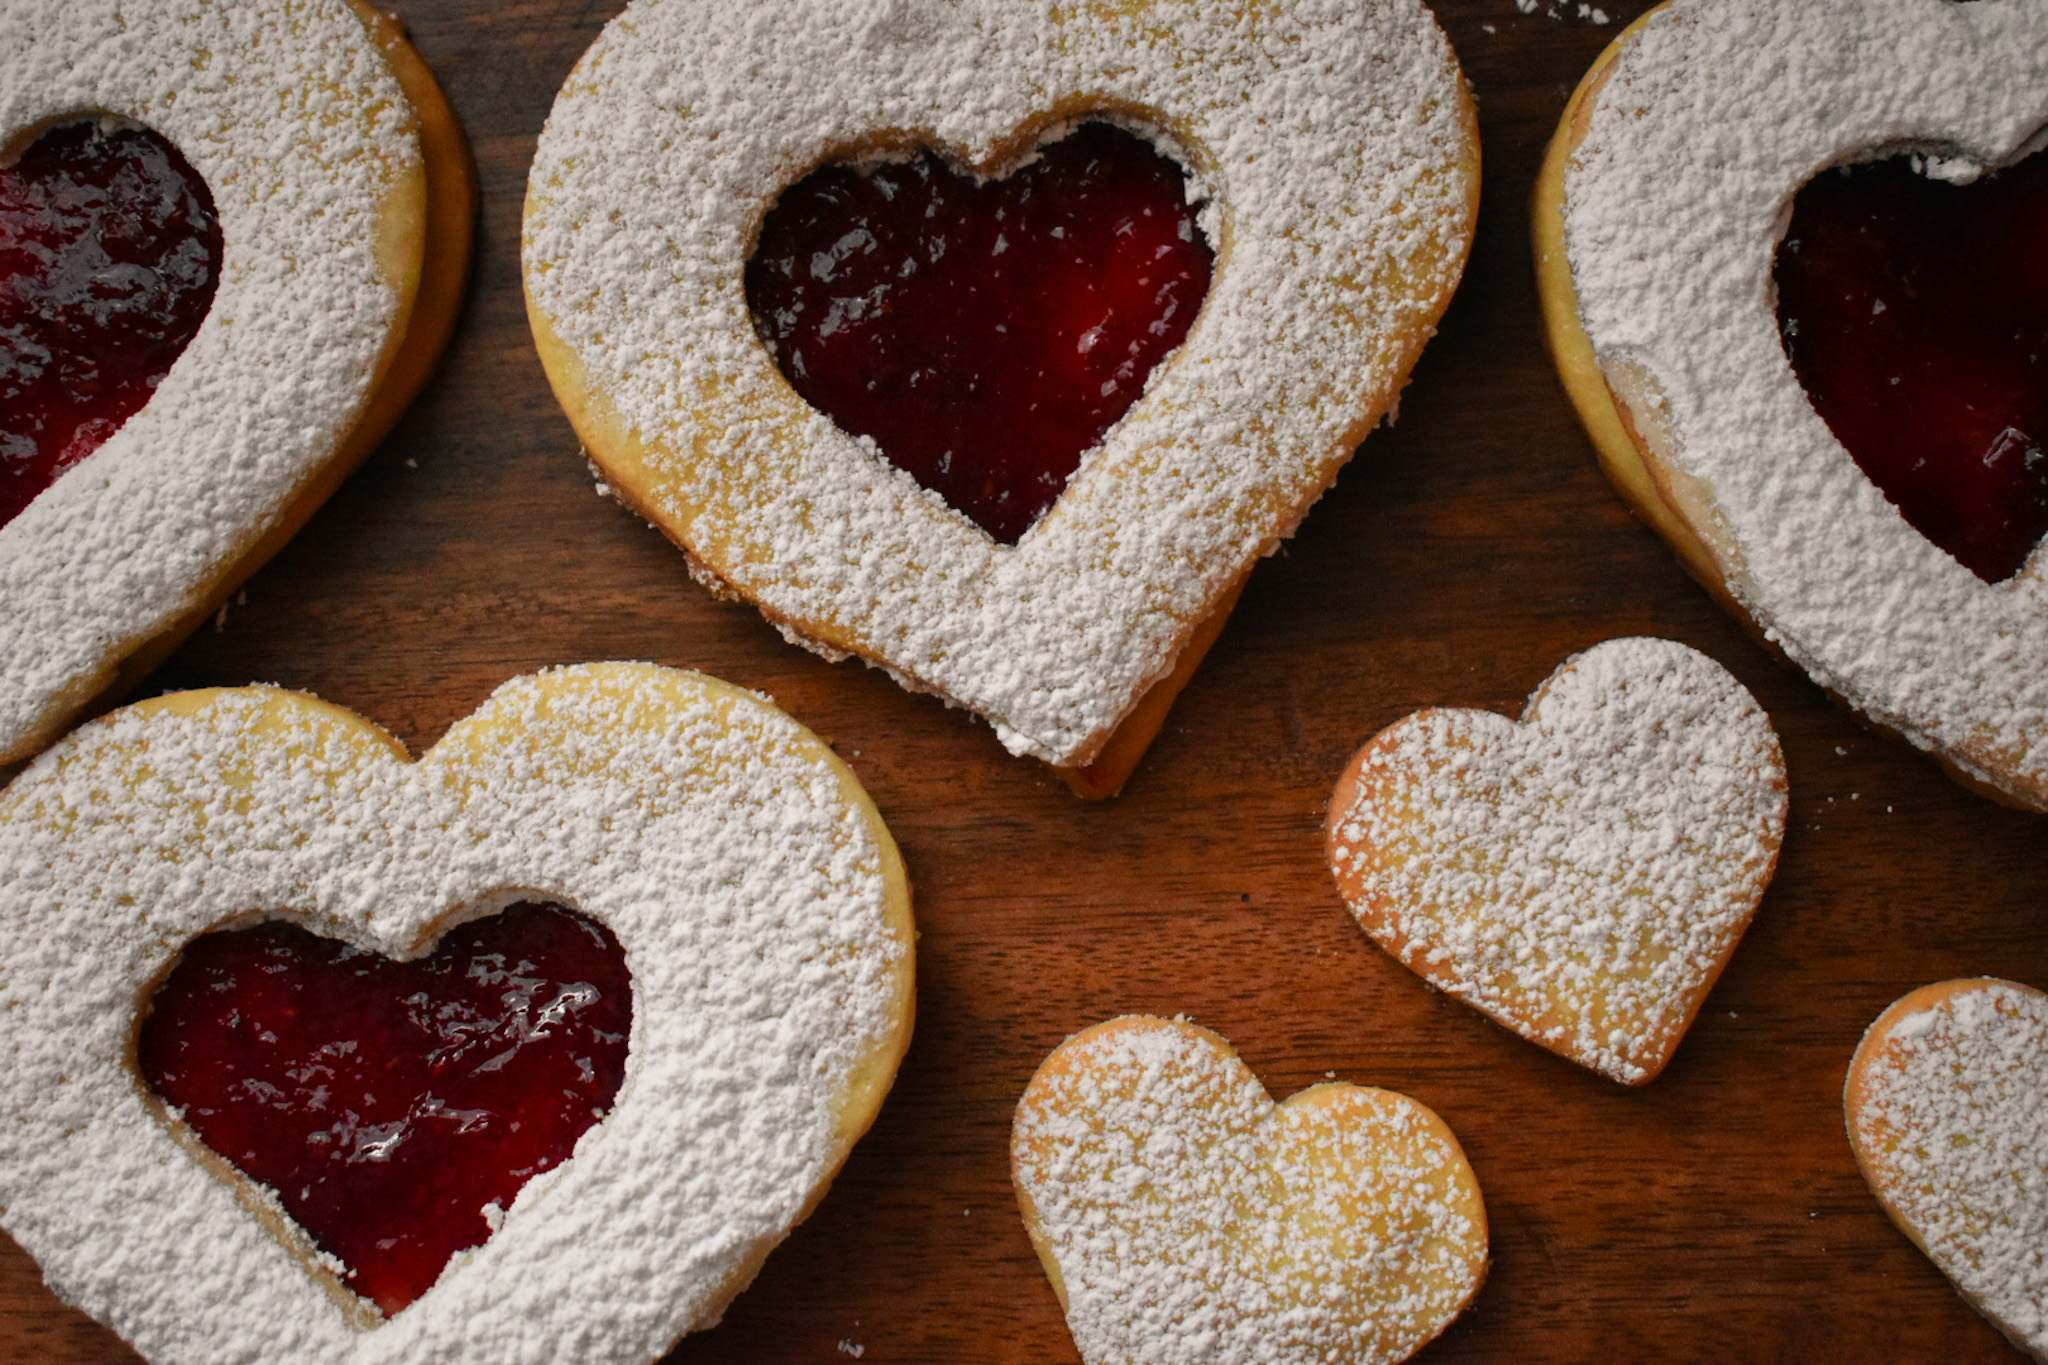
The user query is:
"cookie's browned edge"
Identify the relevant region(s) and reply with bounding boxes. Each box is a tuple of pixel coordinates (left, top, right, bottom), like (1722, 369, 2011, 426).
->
(1531, 2, 1737, 605)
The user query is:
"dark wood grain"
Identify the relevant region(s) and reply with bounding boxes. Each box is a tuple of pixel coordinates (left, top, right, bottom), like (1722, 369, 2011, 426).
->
(5, 2, 2044, 1362)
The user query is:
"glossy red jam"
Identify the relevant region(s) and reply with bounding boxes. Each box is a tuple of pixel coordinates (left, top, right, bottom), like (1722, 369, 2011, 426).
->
(139, 903, 631, 1317)
(746, 122, 1214, 544)
(0, 120, 221, 528)
(1776, 149, 2048, 583)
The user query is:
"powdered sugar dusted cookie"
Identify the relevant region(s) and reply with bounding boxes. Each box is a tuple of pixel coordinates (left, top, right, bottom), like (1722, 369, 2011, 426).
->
(523, 0, 1478, 797)
(0, 663, 914, 1364)
(1535, 0, 2048, 809)
(0, 0, 473, 765)
(1846, 979, 2048, 1363)
(1011, 1016, 1487, 1365)
(1326, 638, 1787, 1084)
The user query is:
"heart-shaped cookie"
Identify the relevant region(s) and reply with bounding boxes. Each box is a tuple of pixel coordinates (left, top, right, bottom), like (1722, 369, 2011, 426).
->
(523, 0, 1479, 796)
(1326, 638, 1787, 1084)
(0, 663, 915, 1364)
(1535, 0, 2048, 808)
(1846, 979, 2048, 1362)
(1011, 1016, 1488, 1365)
(0, 0, 473, 765)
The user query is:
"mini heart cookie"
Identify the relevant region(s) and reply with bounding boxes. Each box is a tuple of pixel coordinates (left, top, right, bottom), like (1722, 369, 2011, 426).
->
(522, 0, 1479, 796)
(1846, 979, 2048, 1363)
(1326, 638, 1787, 1084)
(0, 663, 914, 1364)
(1535, 0, 2048, 808)
(1011, 1016, 1488, 1365)
(0, 0, 473, 765)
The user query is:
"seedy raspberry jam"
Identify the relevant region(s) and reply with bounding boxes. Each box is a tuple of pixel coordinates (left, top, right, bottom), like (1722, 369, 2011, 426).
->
(0, 120, 221, 528)
(1776, 149, 2048, 583)
(745, 122, 1214, 544)
(139, 903, 631, 1317)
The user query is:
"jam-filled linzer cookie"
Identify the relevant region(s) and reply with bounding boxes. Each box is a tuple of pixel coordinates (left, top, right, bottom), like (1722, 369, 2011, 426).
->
(523, 0, 1479, 797)
(0, 0, 473, 766)
(1846, 979, 2048, 1362)
(1327, 639, 1787, 1084)
(0, 664, 915, 1364)
(1535, 0, 2048, 810)
(1012, 1016, 1488, 1365)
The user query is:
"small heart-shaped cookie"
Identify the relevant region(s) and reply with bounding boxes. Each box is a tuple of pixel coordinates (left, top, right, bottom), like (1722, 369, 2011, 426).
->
(1846, 979, 2048, 1362)
(1011, 1016, 1487, 1365)
(0, 663, 914, 1365)
(1326, 637, 1787, 1084)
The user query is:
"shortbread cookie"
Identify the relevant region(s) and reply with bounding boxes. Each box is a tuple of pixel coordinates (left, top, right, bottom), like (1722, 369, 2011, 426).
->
(1535, 0, 2048, 809)
(1327, 638, 1787, 1084)
(1846, 979, 2048, 1363)
(0, 663, 914, 1364)
(1012, 1016, 1487, 1365)
(523, 0, 1479, 797)
(0, 0, 474, 765)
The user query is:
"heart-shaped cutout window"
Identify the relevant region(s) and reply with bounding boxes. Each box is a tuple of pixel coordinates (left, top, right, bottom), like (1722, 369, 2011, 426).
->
(138, 901, 631, 1318)
(745, 121, 1214, 544)
(0, 119, 222, 528)
(1775, 143, 2048, 584)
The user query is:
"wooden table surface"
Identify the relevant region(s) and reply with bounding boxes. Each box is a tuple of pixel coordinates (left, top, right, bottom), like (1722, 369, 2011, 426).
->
(5, 1, 2044, 1361)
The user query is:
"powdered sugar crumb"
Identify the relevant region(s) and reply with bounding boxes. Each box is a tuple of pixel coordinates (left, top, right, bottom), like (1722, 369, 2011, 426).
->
(1516, 0, 1608, 22)
(1329, 638, 1786, 1083)
(1560, 0, 2048, 804)
(0, 0, 419, 761)
(524, 0, 1476, 767)
(1892, 1008, 1939, 1042)
(0, 664, 911, 1365)
(1013, 1019, 1485, 1365)
(1851, 981, 2048, 1359)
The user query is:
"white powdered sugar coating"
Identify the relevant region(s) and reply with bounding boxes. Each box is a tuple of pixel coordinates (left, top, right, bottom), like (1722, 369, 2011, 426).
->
(1329, 638, 1787, 1083)
(1560, 0, 2048, 804)
(1013, 1019, 1486, 1365)
(524, 0, 1476, 767)
(1850, 981, 2048, 1361)
(0, 0, 418, 761)
(0, 664, 911, 1365)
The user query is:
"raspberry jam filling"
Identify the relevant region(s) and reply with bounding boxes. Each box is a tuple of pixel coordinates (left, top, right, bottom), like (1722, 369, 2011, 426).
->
(0, 119, 221, 528)
(746, 122, 1214, 544)
(1776, 148, 2048, 583)
(139, 903, 631, 1317)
